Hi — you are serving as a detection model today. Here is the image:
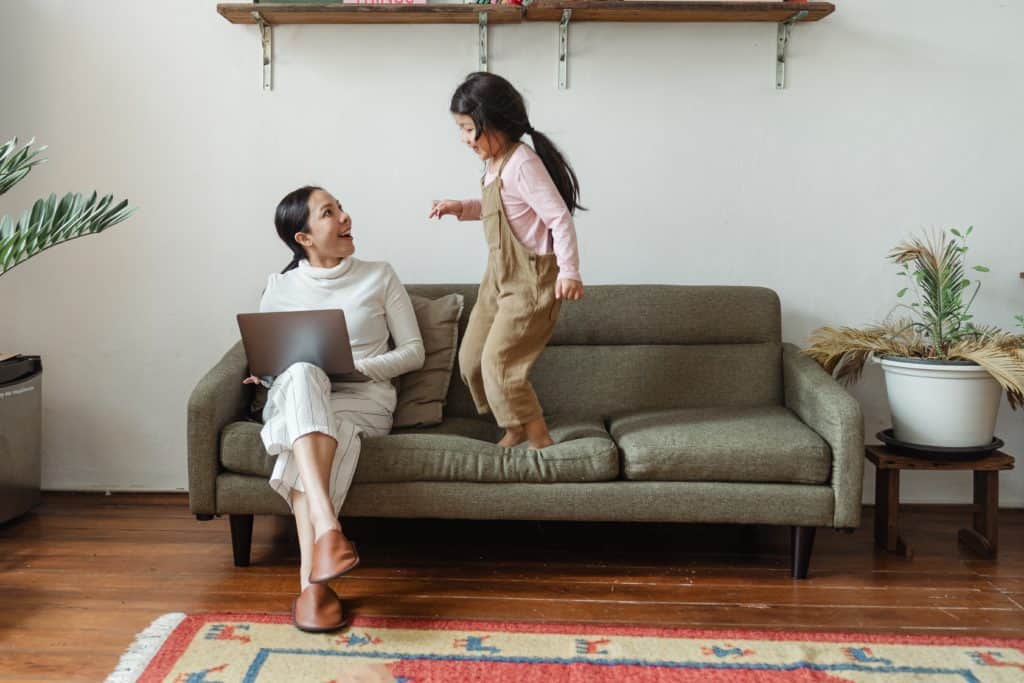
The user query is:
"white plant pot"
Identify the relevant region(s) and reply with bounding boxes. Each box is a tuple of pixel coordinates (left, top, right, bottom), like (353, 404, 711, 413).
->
(878, 356, 1002, 448)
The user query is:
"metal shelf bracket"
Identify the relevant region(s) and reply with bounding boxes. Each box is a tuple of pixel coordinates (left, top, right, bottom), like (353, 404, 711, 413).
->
(558, 9, 572, 90)
(478, 11, 489, 72)
(776, 9, 808, 90)
(251, 11, 273, 91)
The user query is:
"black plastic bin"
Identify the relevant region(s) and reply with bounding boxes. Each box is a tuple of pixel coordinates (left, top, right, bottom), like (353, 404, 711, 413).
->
(0, 355, 42, 523)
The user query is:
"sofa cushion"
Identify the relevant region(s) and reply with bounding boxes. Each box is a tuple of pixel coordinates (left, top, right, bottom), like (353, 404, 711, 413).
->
(609, 406, 830, 484)
(220, 416, 619, 484)
(405, 285, 784, 420)
(393, 293, 464, 428)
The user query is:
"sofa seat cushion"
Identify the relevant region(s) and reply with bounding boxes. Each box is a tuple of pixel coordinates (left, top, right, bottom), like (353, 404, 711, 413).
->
(220, 416, 619, 484)
(609, 406, 830, 484)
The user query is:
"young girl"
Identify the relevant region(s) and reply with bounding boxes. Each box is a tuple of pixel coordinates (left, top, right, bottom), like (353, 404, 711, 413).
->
(429, 72, 584, 450)
(248, 186, 424, 632)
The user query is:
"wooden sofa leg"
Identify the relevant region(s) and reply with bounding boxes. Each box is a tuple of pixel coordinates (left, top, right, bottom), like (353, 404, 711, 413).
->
(791, 526, 817, 579)
(229, 514, 254, 567)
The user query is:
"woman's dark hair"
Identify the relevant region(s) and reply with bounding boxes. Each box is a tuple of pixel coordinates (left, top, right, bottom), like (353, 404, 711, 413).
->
(275, 185, 322, 273)
(450, 72, 584, 214)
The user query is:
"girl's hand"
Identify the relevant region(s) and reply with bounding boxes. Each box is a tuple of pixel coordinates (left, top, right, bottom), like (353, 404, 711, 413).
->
(243, 375, 262, 385)
(429, 199, 463, 219)
(556, 278, 584, 301)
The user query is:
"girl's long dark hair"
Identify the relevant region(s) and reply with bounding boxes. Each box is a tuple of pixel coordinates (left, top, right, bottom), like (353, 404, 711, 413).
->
(274, 185, 322, 273)
(450, 72, 584, 214)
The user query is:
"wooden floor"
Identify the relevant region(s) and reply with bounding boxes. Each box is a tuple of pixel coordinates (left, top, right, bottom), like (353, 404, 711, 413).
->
(1, 493, 1022, 681)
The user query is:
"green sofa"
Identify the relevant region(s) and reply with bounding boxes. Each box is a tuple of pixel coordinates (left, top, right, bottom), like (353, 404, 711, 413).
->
(188, 285, 864, 578)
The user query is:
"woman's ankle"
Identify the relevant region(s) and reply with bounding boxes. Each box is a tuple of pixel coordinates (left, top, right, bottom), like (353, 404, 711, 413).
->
(312, 518, 342, 541)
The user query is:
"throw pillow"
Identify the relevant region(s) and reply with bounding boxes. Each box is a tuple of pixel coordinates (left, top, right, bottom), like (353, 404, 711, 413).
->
(393, 293, 465, 428)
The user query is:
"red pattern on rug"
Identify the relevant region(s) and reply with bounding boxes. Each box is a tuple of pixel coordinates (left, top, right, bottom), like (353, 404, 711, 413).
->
(134, 613, 1024, 683)
(386, 660, 854, 681)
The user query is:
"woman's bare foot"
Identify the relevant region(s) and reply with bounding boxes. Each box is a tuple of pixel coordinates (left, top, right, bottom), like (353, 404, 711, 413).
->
(497, 428, 526, 448)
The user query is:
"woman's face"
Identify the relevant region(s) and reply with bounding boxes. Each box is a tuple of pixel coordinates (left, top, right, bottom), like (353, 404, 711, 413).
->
(296, 189, 354, 266)
(454, 113, 507, 162)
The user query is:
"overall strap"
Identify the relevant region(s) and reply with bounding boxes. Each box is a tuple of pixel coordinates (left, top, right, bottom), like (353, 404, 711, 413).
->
(495, 142, 520, 178)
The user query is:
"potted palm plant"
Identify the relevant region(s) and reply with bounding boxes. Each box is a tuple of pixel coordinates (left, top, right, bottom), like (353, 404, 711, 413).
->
(806, 228, 1024, 450)
(0, 136, 135, 522)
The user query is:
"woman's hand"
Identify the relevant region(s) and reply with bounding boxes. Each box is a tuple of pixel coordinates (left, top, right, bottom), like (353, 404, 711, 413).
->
(429, 199, 463, 220)
(243, 375, 262, 385)
(556, 278, 584, 301)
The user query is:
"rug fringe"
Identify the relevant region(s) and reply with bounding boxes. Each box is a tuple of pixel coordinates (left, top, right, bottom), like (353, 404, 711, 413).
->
(105, 612, 186, 683)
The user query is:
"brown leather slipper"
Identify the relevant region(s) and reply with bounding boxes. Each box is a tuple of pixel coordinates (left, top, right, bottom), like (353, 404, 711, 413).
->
(292, 583, 347, 633)
(309, 529, 360, 584)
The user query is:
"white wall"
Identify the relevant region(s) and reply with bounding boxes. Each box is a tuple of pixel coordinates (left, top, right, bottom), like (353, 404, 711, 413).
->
(1, 1, 1022, 505)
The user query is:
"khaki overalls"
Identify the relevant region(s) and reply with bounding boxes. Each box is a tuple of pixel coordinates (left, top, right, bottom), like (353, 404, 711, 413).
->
(458, 144, 562, 428)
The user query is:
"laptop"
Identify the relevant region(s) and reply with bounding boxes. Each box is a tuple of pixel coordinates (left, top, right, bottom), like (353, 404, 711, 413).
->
(236, 309, 370, 383)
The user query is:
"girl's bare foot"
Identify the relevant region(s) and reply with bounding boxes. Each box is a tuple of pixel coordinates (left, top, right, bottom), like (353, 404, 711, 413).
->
(524, 415, 555, 449)
(527, 435, 554, 449)
(497, 417, 555, 449)
(497, 428, 526, 448)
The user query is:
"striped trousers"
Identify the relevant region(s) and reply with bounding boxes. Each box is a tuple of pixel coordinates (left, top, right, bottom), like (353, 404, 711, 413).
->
(260, 362, 395, 516)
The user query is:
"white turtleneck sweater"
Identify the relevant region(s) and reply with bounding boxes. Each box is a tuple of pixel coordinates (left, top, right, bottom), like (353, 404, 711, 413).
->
(259, 258, 425, 383)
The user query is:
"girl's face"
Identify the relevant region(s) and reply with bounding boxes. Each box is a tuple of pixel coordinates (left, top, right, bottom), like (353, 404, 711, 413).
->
(295, 189, 354, 266)
(454, 113, 508, 162)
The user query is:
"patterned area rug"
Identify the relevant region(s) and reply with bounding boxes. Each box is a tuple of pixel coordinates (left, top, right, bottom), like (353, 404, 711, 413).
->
(107, 613, 1024, 682)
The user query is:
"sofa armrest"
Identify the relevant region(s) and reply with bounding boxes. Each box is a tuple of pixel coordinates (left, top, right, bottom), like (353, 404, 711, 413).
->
(782, 343, 864, 529)
(187, 341, 252, 515)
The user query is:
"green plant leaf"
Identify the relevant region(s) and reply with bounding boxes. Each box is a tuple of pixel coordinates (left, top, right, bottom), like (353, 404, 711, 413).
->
(0, 190, 136, 277)
(973, 265, 990, 272)
(897, 287, 908, 298)
(951, 228, 962, 238)
(0, 137, 47, 196)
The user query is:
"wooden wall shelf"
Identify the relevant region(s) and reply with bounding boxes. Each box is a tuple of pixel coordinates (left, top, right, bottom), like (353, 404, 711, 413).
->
(217, 2, 835, 90)
(218, 3, 522, 25)
(218, 2, 835, 25)
(524, 1, 834, 23)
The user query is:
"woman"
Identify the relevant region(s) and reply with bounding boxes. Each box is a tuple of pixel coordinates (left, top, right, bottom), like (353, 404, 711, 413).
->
(246, 185, 424, 632)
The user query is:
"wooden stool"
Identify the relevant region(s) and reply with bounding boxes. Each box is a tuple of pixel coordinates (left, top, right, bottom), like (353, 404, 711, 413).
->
(865, 444, 1015, 559)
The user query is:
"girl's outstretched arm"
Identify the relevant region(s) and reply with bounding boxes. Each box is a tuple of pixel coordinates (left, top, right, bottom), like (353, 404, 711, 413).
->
(429, 199, 462, 219)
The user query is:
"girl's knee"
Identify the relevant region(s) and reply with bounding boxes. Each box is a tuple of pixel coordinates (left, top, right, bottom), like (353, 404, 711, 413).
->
(458, 345, 483, 378)
(480, 346, 506, 378)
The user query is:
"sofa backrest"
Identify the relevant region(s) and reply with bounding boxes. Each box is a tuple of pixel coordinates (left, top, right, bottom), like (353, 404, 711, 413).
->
(406, 284, 783, 420)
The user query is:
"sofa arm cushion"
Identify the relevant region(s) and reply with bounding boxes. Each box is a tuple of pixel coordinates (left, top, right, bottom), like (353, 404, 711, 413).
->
(187, 340, 252, 515)
(782, 343, 864, 528)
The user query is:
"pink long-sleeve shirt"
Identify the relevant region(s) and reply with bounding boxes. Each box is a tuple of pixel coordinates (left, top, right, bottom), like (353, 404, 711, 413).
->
(459, 143, 581, 282)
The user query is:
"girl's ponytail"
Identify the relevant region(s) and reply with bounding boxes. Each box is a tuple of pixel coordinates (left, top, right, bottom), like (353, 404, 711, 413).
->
(526, 127, 585, 215)
(451, 72, 584, 214)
